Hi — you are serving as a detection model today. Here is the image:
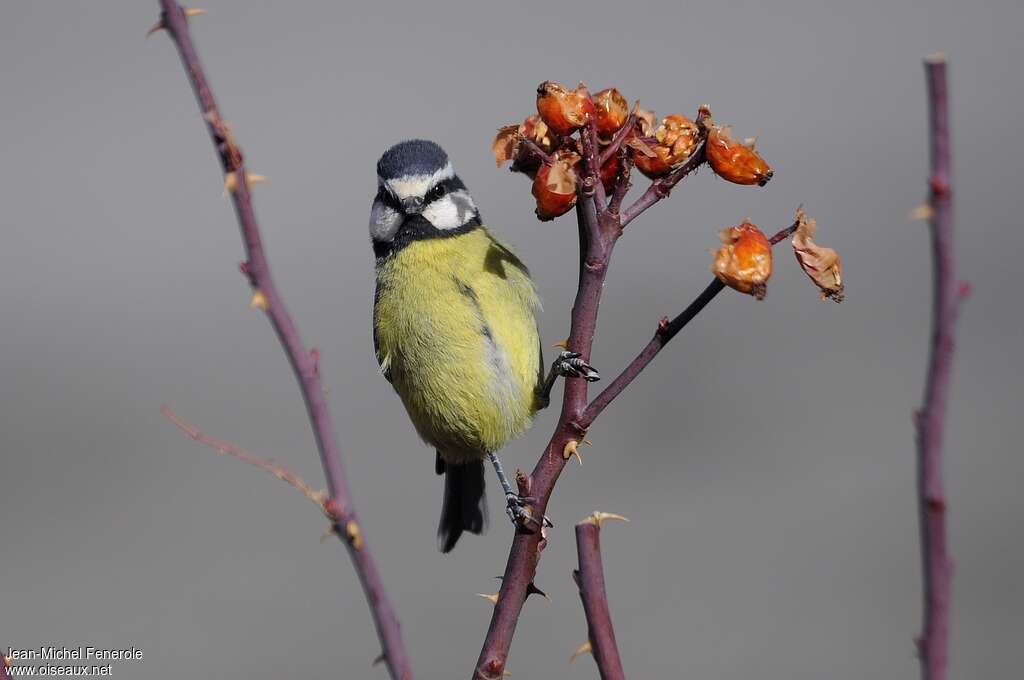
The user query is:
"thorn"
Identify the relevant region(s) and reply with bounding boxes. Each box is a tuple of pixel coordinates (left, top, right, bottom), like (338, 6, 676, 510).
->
(311, 347, 321, 376)
(526, 582, 550, 601)
(552, 339, 570, 350)
(582, 511, 630, 529)
(224, 171, 268, 196)
(345, 520, 363, 550)
(503, 672, 512, 678)
(249, 289, 268, 310)
(146, 7, 206, 37)
(562, 440, 583, 464)
(658, 316, 670, 332)
(908, 204, 934, 222)
(477, 592, 500, 605)
(569, 641, 592, 663)
(238, 261, 250, 276)
(372, 652, 386, 667)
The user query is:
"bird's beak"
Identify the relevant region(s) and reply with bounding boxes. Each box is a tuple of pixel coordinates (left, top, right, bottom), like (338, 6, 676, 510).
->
(401, 196, 425, 215)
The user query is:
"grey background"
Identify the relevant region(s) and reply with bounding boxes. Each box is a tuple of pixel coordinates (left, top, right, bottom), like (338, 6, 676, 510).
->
(1, 1, 1021, 678)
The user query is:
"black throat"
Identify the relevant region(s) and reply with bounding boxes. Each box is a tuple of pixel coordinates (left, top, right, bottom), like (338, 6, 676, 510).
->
(373, 214, 482, 261)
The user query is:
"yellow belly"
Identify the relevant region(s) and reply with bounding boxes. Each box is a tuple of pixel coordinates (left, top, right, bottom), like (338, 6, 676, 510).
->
(374, 227, 542, 462)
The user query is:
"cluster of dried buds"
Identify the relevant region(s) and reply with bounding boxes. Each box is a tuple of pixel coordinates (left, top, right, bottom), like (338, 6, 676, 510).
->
(493, 81, 842, 301)
(493, 81, 775, 220)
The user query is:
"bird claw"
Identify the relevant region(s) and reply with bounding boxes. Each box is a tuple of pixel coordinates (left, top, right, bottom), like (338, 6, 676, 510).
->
(505, 493, 553, 530)
(554, 351, 600, 382)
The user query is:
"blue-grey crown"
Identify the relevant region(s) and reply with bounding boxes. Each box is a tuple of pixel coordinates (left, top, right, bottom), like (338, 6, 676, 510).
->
(376, 140, 449, 180)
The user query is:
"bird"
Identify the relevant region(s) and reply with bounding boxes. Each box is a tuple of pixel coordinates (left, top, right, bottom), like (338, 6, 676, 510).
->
(369, 139, 598, 552)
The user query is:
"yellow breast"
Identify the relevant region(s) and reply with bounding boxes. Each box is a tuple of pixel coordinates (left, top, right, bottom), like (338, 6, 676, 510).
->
(374, 227, 542, 461)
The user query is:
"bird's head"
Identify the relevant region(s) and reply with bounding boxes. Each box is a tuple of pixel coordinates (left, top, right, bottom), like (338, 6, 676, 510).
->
(370, 140, 481, 253)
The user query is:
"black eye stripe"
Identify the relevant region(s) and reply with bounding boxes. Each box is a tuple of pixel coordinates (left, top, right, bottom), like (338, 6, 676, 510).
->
(425, 176, 467, 204)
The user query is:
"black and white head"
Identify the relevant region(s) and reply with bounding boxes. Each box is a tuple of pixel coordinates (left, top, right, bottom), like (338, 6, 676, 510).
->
(370, 140, 481, 256)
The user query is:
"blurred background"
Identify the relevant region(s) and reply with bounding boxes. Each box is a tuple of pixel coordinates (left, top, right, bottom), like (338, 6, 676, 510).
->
(2, 1, 1021, 677)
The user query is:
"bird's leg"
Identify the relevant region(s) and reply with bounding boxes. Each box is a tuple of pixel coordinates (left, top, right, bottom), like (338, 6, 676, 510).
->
(535, 350, 601, 410)
(487, 452, 552, 530)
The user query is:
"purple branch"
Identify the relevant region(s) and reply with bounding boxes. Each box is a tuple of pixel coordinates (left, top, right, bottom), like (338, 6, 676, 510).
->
(915, 54, 958, 680)
(151, 4, 411, 678)
(573, 516, 626, 680)
(599, 116, 636, 167)
(580, 221, 798, 428)
(620, 141, 707, 227)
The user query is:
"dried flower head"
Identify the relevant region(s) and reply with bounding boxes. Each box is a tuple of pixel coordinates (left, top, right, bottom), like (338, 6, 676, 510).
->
(791, 208, 844, 302)
(706, 125, 773, 186)
(712, 220, 773, 299)
(593, 88, 630, 139)
(536, 81, 596, 136)
(532, 150, 580, 220)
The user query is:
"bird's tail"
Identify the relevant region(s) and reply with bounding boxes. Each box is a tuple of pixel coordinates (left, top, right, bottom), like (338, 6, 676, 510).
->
(436, 453, 487, 553)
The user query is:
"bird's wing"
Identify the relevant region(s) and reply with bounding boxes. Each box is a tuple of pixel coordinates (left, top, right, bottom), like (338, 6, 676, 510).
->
(372, 279, 392, 383)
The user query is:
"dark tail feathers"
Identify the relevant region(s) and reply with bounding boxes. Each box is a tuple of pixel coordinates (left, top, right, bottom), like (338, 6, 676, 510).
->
(437, 454, 487, 553)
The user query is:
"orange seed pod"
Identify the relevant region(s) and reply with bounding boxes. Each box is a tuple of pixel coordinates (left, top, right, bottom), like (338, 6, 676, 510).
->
(532, 150, 580, 220)
(712, 220, 773, 299)
(706, 126, 773, 186)
(593, 88, 629, 138)
(536, 81, 595, 136)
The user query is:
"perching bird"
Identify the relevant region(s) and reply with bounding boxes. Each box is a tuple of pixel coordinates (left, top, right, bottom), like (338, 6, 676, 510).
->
(370, 140, 598, 552)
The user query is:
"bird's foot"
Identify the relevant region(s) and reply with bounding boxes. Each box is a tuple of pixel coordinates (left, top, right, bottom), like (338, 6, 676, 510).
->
(504, 493, 553, 531)
(553, 350, 600, 382)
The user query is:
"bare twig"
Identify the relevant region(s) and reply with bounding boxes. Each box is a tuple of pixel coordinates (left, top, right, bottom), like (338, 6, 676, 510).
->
(150, 4, 411, 678)
(915, 54, 959, 680)
(581, 220, 799, 428)
(161, 406, 340, 523)
(572, 513, 628, 680)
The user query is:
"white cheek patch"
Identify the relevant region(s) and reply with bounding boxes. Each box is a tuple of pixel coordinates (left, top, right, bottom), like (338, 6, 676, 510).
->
(423, 190, 478, 230)
(384, 162, 455, 201)
(369, 200, 402, 242)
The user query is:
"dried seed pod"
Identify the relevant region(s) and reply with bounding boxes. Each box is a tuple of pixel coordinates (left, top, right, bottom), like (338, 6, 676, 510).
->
(593, 88, 629, 138)
(492, 124, 521, 167)
(791, 208, 844, 302)
(712, 220, 773, 299)
(656, 115, 701, 160)
(536, 81, 595, 136)
(629, 114, 701, 179)
(706, 125, 773, 186)
(533, 150, 580, 220)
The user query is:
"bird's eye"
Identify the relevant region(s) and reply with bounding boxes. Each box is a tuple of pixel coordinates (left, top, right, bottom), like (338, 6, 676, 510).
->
(427, 184, 446, 202)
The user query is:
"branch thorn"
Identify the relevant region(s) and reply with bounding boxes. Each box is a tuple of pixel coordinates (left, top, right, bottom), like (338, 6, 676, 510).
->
(224, 171, 268, 196)
(582, 511, 630, 529)
(345, 520, 364, 550)
(526, 581, 550, 601)
(249, 289, 268, 310)
(477, 592, 500, 606)
(372, 652, 386, 667)
(565, 438, 589, 464)
(146, 7, 206, 37)
(569, 641, 592, 663)
(908, 204, 934, 222)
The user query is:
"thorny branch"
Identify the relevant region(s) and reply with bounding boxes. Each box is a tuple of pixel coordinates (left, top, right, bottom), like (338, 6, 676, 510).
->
(914, 54, 960, 680)
(150, 4, 411, 678)
(572, 513, 629, 680)
(475, 91, 794, 676)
